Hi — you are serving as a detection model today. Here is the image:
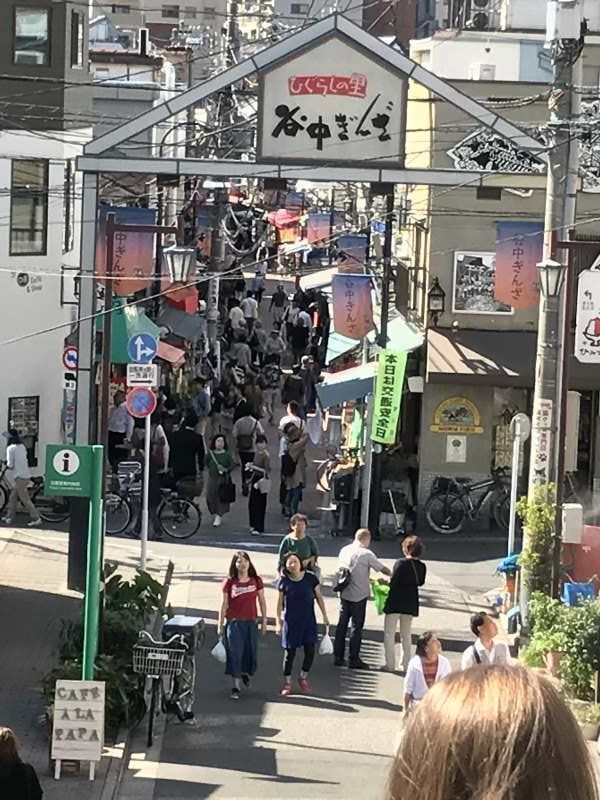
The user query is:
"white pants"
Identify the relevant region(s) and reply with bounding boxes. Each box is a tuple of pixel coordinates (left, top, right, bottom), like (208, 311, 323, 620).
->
(384, 613, 413, 671)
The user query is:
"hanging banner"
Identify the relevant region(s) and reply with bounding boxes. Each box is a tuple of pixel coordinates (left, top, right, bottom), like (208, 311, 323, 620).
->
(494, 221, 544, 310)
(306, 212, 331, 245)
(372, 350, 407, 445)
(575, 269, 600, 363)
(336, 234, 367, 273)
(331, 273, 374, 340)
(96, 206, 157, 297)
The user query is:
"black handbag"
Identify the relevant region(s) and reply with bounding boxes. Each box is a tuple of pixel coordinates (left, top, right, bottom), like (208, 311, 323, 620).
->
(333, 566, 352, 593)
(218, 478, 236, 504)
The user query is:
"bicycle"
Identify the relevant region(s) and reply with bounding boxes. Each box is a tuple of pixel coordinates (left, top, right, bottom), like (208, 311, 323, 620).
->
(316, 446, 360, 493)
(132, 631, 189, 747)
(424, 467, 510, 535)
(0, 460, 70, 524)
(105, 462, 202, 539)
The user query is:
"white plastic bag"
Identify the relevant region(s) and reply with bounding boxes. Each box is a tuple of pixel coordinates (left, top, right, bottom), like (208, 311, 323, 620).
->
(211, 637, 227, 663)
(318, 629, 334, 656)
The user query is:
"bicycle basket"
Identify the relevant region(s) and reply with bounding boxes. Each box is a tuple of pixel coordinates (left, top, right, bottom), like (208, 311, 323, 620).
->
(132, 643, 186, 677)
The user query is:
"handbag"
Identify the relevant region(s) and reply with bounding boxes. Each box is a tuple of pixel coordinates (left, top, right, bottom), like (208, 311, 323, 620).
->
(218, 478, 236, 504)
(257, 477, 271, 494)
(333, 566, 352, 594)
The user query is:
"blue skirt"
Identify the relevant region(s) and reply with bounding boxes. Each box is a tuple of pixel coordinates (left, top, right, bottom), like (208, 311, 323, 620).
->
(224, 620, 258, 677)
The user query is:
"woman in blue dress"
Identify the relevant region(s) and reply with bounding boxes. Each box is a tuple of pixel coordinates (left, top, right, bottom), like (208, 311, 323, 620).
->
(276, 553, 329, 696)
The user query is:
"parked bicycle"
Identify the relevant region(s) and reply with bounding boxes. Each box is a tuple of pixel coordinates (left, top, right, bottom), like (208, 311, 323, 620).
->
(316, 446, 360, 493)
(0, 460, 70, 524)
(105, 462, 202, 539)
(425, 467, 510, 535)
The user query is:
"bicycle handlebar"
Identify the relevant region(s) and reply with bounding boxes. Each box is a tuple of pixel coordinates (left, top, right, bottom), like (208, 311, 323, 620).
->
(137, 630, 188, 650)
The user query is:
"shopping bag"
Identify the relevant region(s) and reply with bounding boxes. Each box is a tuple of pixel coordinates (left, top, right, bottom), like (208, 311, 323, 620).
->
(218, 478, 236, 504)
(211, 637, 227, 663)
(371, 580, 390, 615)
(257, 477, 272, 495)
(318, 628, 334, 656)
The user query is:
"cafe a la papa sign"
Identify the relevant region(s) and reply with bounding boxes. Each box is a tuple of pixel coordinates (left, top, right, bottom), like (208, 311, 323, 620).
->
(430, 397, 484, 434)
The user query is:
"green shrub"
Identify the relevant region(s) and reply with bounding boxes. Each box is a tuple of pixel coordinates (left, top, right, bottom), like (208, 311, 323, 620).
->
(517, 484, 555, 596)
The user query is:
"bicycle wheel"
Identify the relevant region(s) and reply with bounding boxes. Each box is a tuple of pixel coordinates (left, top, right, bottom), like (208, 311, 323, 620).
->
(147, 677, 160, 748)
(494, 493, 511, 531)
(173, 656, 196, 721)
(105, 493, 132, 535)
(425, 492, 465, 535)
(316, 460, 335, 493)
(0, 483, 8, 515)
(33, 491, 70, 523)
(158, 497, 201, 540)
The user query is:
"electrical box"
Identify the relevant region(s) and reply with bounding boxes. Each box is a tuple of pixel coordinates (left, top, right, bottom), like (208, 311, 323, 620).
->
(468, 63, 496, 81)
(562, 503, 583, 544)
(546, 0, 583, 42)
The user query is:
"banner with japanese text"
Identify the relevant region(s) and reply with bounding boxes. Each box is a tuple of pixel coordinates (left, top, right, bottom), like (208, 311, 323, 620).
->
(494, 221, 543, 310)
(331, 273, 374, 340)
(96, 206, 157, 297)
(372, 350, 407, 445)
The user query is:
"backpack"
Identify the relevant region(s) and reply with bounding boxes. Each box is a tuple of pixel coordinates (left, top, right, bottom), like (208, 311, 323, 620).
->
(333, 566, 352, 593)
(236, 420, 257, 452)
(281, 451, 297, 477)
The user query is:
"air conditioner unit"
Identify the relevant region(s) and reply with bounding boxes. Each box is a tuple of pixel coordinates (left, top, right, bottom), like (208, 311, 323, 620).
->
(468, 63, 496, 81)
(15, 51, 45, 65)
(466, 0, 492, 30)
(562, 503, 583, 545)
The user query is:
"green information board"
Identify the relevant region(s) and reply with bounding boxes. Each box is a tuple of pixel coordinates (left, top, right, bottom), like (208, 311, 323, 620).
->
(45, 445, 93, 497)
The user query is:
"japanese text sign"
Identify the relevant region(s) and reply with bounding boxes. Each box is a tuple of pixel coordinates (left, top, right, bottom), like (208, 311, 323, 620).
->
(96, 206, 157, 297)
(575, 269, 600, 363)
(332, 273, 374, 340)
(372, 350, 407, 445)
(259, 36, 405, 164)
(494, 221, 543, 310)
(127, 363, 158, 388)
(530, 398, 553, 485)
(51, 680, 105, 764)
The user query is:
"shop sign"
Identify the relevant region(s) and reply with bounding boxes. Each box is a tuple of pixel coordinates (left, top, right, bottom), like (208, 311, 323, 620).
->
(530, 398, 553, 485)
(575, 269, 600, 363)
(372, 350, 407, 445)
(447, 128, 545, 175)
(259, 35, 405, 164)
(51, 680, 105, 768)
(430, 397, 484, 434)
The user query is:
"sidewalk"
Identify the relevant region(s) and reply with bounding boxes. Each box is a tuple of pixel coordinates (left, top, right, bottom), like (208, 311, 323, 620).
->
(0, 526, 171, 800)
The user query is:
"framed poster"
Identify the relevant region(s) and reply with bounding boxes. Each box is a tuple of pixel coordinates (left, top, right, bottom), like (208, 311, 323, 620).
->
(453, 251, 512, 315)
(446, 435, 467, 463)
(8, 395, 39, 466)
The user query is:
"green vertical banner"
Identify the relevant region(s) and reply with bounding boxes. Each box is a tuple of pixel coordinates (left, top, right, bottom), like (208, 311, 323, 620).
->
(372, 350, 407, 444)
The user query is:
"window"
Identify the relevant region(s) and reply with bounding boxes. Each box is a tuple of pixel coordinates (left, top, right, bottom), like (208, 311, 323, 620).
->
(111, 4, 131, 11)
(290, 3, 309, 13)
(70, 11, 83, 68)
(161, 4, 180, 17)
(184, 5, 197, 18)
(10, 160, 49, 256)
(14, 7, 50, 66)
(63, 160, 75, 254)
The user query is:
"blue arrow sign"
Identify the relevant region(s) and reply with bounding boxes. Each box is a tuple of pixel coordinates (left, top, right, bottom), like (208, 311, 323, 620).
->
(127, 333, 158, 364)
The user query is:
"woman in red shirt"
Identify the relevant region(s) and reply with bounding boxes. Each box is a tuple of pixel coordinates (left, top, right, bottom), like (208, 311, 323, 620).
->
(217, 551, 267, 700)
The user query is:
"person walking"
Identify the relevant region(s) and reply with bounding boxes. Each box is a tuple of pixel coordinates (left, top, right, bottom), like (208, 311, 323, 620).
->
(276, 553, 329, 696)
(261, 360, 281, 424)
(205, 434, 234, 527)
(269, 283, 288, 326)
(387, 666, 599, 800)
(382, 535, 426, 673)
(281, 365, 305, 409)
(249, 320, 267, 368)
(241, 290, 259, 333)
(1, 430, 41, 527)
(229, 336, 253, 371)
(290, 316, 310, 362)
(461, 611, 511, 669)
(232, 413, 264, 496)
(403, 632, 451, 718)
(265, 328, 286, 365)
(169, 411, 205, 497)
(246, 434, 270, 536)
(334, 528, 391, 670)
(281, 422, 308, 516)
(0, 727, 43, 799)
(278, 513, 318, 570)
(251, 270, 266, 304)
(217, 551, 267, 700)
(192, 378, 211, 439)
(107, 389, 134, 470)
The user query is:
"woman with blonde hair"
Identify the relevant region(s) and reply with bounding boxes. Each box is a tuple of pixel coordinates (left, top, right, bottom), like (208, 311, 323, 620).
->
(0, 727, 43, 798)
(387, 664, 598, 800)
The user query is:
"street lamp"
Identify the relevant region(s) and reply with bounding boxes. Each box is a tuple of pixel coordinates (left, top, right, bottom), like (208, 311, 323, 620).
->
(537, 258, 566, 299)
(162, 245, 196, 284)
(427, 277, 446, 326)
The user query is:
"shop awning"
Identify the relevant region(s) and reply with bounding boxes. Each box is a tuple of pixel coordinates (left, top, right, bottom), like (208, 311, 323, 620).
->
(97, 300, 161, 364)
(157, 341, 186, 370)
(157, 306, 206, 343)
(316, 362, 377, 408)
(300, 267, 336, 292)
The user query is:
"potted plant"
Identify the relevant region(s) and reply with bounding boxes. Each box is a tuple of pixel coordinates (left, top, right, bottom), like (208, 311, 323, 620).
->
(522, 592, 568, 675)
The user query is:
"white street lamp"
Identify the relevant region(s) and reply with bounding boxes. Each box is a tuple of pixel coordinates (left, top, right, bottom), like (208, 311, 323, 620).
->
(162, 245, 196, 284)
(537, 258, 566, 299)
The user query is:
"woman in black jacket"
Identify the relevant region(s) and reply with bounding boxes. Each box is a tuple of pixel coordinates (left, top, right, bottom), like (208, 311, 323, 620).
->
(382, 536, 426, 673)
(0, 727, 42, 799)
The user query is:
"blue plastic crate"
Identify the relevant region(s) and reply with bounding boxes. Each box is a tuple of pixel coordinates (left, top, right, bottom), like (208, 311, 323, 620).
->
(562, 582, 596, 607)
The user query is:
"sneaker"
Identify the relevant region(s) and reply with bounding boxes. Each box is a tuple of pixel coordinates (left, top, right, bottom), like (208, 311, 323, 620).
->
(250, 528, 260, 536)
(334, 658, 347, 667)
(230, 688, 240, 700)
(27, 518, 42, 528)
(280, 683, 292, 697)
(298, 677, 311, 694)
(213, 515, 222, 527)
(349, 659, 370, 671)
(241, 674, 250, 688)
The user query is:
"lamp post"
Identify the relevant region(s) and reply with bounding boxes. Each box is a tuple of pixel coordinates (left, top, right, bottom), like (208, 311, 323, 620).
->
(427, 277, 446, 326)
(162, 244, 197, 284)
(537, 258, 566, 301)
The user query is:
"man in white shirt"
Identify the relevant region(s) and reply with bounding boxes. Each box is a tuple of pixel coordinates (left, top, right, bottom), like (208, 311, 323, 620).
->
(461, 612, 511, 669)
(334, 528, 391, 670)
(297, 308, 312, 332)
(107, 390, 134, 470)
(240, 291, 259, 333)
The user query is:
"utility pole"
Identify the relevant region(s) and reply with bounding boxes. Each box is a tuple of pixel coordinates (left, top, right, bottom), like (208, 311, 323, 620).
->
(521, 0, 584, 621)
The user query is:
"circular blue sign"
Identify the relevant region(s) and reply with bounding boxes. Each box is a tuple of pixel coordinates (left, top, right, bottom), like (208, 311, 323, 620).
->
(126, 387, 157, 419)
(127, 333, 158, 364)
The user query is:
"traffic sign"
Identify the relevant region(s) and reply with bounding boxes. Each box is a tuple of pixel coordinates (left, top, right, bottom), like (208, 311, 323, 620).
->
(510, 412, 531, 442)
(45, 445, 93, 497)
(63, 372, 77, 391)
(127, 333, 158, 364)
(126, 387, 157, 419)
(127, 363, 158, 388)
(62, 346, 78, 371)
